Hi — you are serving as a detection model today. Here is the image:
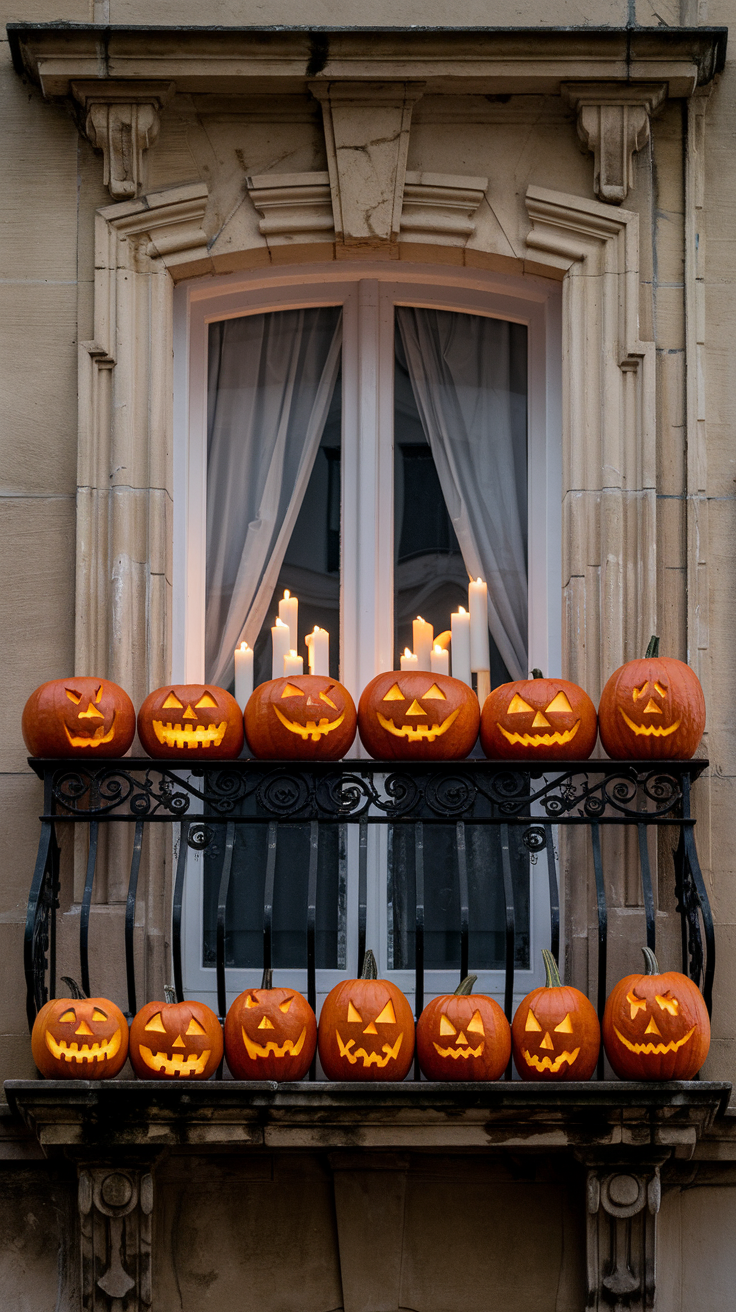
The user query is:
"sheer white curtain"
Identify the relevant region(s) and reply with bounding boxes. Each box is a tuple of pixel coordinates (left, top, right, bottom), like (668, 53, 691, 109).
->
(395, 307, 528, 680)
(206, 307, 342, 687)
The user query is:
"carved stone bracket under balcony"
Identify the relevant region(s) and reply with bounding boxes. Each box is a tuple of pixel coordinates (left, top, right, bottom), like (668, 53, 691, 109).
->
(72, 81, 175, 200)
(78, 1164, 154, 1311)
(562, 82, 667, 203)
(577, 1151, 671, 1312)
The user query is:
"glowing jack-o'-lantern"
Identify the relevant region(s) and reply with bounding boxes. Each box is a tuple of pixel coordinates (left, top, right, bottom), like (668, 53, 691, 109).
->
(224, 972, 317, 1080)
(358, 671, 480, 761)
(137, 684, 244, 759)
(598, 636, 706, 760)
(318, 951, 415, 1081)
(129, 989, 223, 1080)
(244, 675, 357, 761)
(481, 670, 597, 761)
(31, 979, 129, 1080)
(22, 677, 136, 758)
(602, 948, 710, 1080)
(416, 975, 511, 1081)
(512, 951, 600, 1081)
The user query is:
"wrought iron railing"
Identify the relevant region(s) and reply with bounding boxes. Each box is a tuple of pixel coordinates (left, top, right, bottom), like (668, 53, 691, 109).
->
(24, 757, 713, 1081)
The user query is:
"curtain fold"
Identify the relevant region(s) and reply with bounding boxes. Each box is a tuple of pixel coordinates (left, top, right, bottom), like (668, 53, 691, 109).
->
(205, 307, 342, 687)
(395, 307, 528, 681)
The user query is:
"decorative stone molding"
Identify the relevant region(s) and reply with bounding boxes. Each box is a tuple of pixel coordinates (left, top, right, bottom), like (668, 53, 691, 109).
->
(578, 1154, 671, 1311)
(310, 81, 426, 246)
(246, 171, 335, 245)
(562, 83, 667, 204)
(78, 1166, 154, 1310)
(72, 81, 174, 201)
(400, 171, 489, 246)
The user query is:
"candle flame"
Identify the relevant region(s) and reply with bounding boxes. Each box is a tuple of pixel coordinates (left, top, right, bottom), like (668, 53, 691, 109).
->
(283, 590, 290, 599)
(433, 644, 443, 654)
(459, 606, 467, 614)
(415, 616, 425, 623)
(403, 648, 414, 658)
(275, 617, 289, 629)
(476, 577, 482, 585)
(239, 641, 249, 652)
(289, 649, 297, 658)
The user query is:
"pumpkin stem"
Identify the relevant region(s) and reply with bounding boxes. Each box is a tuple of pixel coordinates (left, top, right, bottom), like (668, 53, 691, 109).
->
(531, 668, 544, 679)
(61, 976, 87, 1000)
(361, 949, 379, 980)
(454, 974, 477, 996)
(164, 985, 176, 1005)
(260, 967, 273, 990)
(645, 635, 660, 659)
(642, 946, 660, 975)
(542, 949, 562, 988)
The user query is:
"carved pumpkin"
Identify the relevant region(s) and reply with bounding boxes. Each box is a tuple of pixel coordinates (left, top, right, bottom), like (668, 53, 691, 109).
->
(224, 972, 317, 1081)
(318, 951, 415, 1081)
(358, 671, 480, 761)
(512, 950, 600, 1081)
(598, 636, 706, 760)
(244, 675, 357, 761)
(416, 975, 511, 1081)
(31, 979, 129, 1080)
(602, 948, 710, 1080)
(481, 670, 597, 760)
(22, 677, 136, 758)
(137, 684, 244, 759)
(129, 989, 223, 1080)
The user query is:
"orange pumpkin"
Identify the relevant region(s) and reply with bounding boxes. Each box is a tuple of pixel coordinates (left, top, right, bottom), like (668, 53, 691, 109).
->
(416, 975, 511, 1081)
(318, 950, 415, 1081)
(598, 636, 706, 760)
(137, 683, 243, 759)
(244, 675, 357, 761)
(22, 677, 136, 758)
(602, 948, 710, 1080)
(481, 670, 597, 760)
(129, 990, 222, 1080)
(31, 981, 129, 1080)
(358, 671, 479, 761)
(512, 950, 600, 1081)
(224, 973, 317, 1081)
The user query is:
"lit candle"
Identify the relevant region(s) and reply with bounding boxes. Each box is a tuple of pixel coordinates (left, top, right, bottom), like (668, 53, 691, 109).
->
(234, 641, 254, 709)
(400, 648, 419, 671)
(306, 626, 330, 677)
(284, 649, 304, 677)
(430, 643, 449, 676)
(451, 606, 472, 686)
(271, 617, 291, 679)
(412, 616, 434, 670)
(278, 589, 299, 651)
(469, 578, 490, 673)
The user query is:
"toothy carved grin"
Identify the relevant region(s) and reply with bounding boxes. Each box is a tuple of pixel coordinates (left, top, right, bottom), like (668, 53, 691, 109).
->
(138, 1045, 212, 1076)
(376, 709, 459, 742)
(336, 1033, 404, 1066)
(64, 720, 117, 748)
(273, 707, 346, 741)
(522, 1046, 580, 1072)
(45, 1029, 122, 1064)
(618, 710, 681, 738)
(433, 1043, 484, 1059)
(613, 1025, 694, 1055)
(242, 1025, 307, 1059)
(499, 722, 580, 748)
(153, 720, 228, 749)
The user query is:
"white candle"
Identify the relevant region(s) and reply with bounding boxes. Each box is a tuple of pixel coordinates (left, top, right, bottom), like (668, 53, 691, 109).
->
(278, 589, 299, 651)
(284, 649, 304, 677)
(234, 641, 254, 709)
(271, 617, 291, 679)
(450, 606, 472, 686)
(400, 648, 419, 671)
(306, 626, 329, 677)
(412, 616, 434, 670)
(469, 578, 490, 673)
(430, 643, 449, 676)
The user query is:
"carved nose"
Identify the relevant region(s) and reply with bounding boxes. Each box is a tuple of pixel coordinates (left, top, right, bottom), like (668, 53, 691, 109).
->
(642, 698, 662, 715)
(532, 711, 551, 729)
(455, 1032, 469, 1046)
(182, 705, 198, 720)
(172, 1036, 186, 1049)
(75, 1020, 93, 1036)
(363, 1021, 378, 1035)
(540, 1032, 554, 1051)
(78, 703, 104, 720)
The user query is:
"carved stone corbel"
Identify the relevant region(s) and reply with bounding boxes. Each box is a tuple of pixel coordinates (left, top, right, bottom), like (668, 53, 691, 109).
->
(78, 1165, 154, 1310)
(562, 83, 667, 203)
(72, 81, 175, 200)
(578, 1153, 671, 1311)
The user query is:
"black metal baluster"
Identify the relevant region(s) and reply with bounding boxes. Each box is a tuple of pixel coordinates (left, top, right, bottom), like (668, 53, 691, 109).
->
(24, 820, 55, 1029)
(80, 820, 99, 999)
(414, 821, 425, 1080)
(456, 820, 469, 985)
(637, 822, 656, 953)
(216, 821, 236, 1032)
(500, 824, 515, 1081)
(673, 828, 691, 977)
(307, 821, 319, 1079)
(358, 817, 367, 977)
(172, 820, 190, 1004)
(682, 776, 716, 1015)
(263, 821, 277, 977)
(544, 824, 560, 967)
(124, 819, 144, 1019)
(590, 821, 607, 1080)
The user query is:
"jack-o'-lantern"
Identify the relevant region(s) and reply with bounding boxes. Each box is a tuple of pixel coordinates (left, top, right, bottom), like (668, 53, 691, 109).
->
(31, 979, 129, 1080)
(224, 971, 317, 1081)
(358, 671, 479, 761)
(481, 670, 597, 760)
(137, 684, 244, 759)
(129, 989, 223, 1080)
(416, 975, 511, 1081)
(318, 950, 415, 1081)
(602, 948, 710, 1080)
(244, 675, 357, 761)
(512, 950, 600, 1081)
(598, 636, 706, 760)
(22, 677, 136, 758)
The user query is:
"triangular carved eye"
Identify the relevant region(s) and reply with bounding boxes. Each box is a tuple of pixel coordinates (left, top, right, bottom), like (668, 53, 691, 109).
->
(656, 993, 679, 1015)
(632, 682, 648, 702)
(554, 1013, 573, 1033)
(195, 692, 218, 709)
(423, 684, 446, 700)
(186, 1017, 207, 1035)
(627, 990, 647, 1019)
(347, 1002, 362, 1023)
(145, 1012, 167, 1033)
(375, 999, 396, 1025)
(92, 1009, 108, 1022)
(467, 1010, 485, 1035)
(279, 997, 293, 1013)
(282, 683, 304, 698)
(319, 691, 337, 709)
(244, 994, 258, 1009)
(65, 689, 82, 704)
(383, 684, 405, 701)
(439, 1015, 457, 1036)
(59, 1009, 76, 1023)
(525, 1010, 542, 1032)
(163, 691, 184, 710)
(654, 682, 667, 697)
(95, 685, 104, 703)
(508, 694, 534, 715)
(546, 691, 572, 714)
